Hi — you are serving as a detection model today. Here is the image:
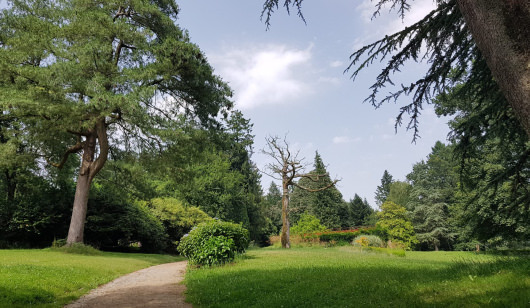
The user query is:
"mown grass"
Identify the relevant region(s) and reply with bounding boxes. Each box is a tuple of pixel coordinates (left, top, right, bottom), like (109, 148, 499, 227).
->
(184, 246, 530, 307)
(0, 248, 182, 308)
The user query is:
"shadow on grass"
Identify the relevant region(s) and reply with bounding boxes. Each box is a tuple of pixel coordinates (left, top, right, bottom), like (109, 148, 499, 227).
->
(0, 286, 60, 308)
(185, 256, 530, 308)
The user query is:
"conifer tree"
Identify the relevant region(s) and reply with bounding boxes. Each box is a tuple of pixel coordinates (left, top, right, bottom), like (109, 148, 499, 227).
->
(0, 0, 232, 244)
(374, 170, 393, 207)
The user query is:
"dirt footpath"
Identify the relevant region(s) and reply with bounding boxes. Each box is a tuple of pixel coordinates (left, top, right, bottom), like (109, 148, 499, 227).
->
(65, 261, 191, 308)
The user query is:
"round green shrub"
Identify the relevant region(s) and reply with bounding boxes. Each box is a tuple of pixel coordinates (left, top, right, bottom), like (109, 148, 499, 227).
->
(352, 235, 384, 248)
(177, 220, 249, 266)
(290, 213, 328, 235)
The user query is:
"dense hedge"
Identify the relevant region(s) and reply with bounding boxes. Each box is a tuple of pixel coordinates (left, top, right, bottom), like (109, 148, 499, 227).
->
(177, 220, 249, 266)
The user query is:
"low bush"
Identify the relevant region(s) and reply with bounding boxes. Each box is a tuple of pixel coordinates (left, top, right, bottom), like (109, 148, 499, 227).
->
(177, 220, 249, 266)
(352, 235, 383, 248)
(50, 242, 102, 255)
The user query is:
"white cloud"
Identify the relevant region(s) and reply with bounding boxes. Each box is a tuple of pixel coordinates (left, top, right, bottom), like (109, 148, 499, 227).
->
(317, 76, 341, 85)
(330, 60, 344, 68)
(209, 44, 313, 109)
(332, 136, 361, 144)
(354, 0, 436, 48)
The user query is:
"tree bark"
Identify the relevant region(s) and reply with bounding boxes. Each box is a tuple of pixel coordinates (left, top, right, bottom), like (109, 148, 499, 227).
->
(66, 119, 109, 244)
(281, 180, 291, 248)
(457, 0, 530, 137)
(66, 171, 91, 243)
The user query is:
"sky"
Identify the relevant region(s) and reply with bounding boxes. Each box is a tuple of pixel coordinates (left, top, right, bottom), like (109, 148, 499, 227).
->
(175, 0, 451, 206)
(0, 0, 451, 207)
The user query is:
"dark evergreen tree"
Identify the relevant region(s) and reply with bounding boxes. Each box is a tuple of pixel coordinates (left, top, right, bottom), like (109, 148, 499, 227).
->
(407, 142, 458, 251)
(375, 170, 393, 207)
(435, 78, 530, 247)
(290, 152, 344, 229)
(264, 182, 283, 233)
(348, 194, 374, 227)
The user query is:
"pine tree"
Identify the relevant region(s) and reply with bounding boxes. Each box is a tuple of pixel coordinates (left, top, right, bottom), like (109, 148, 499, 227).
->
(0, 1, 232, 244)
(349, 194, 374, 227)
(374, 170, 393, 207)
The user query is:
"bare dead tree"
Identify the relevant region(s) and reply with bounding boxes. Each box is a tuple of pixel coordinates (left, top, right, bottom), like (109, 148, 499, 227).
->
(262, 136, 339, 248)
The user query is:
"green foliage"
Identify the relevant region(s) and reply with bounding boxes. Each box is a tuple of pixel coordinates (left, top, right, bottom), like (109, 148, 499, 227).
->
(84, 185, 168, 252)
(352, 235, 383, 248)
(0, 171, 74, 248)
(290, 213, 327, 235)
(375, 170, 393, 206)
(0, 0, 233, 245)
(377, 201, 417, 250)
(386, 181, 412, 208)
(289, 152, 344, 228)
(263, 182, 282, 233)
(177, 220, 250, 266)
(318, 227, 384, 245)
(347, 194, 374, 226)
(144, 197, 212, 251)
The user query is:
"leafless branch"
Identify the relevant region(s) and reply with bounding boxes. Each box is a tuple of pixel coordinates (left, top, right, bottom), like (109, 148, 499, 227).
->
(293, 179, 339, 192)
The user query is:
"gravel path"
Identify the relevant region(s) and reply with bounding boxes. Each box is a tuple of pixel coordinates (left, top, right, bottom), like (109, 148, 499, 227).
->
(65, 261, 191, 308)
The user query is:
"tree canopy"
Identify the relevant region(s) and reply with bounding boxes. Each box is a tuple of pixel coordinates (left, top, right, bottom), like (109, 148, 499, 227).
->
(0, 0, 232, 243)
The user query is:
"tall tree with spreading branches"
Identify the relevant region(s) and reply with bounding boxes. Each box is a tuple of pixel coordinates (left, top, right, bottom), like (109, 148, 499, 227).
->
(262, 136, 338, 248)
(0, 0, 232, 244)
(261, 0, 530, 140)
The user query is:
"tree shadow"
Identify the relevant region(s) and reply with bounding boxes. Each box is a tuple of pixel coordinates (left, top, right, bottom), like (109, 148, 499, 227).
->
(185, 255, 530, 307)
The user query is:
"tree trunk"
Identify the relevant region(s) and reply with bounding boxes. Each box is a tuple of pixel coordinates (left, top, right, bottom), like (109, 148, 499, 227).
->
(66, 119, 108, 245)
(281, 180, 291, 248)
(457, 0, 530, 137)
(434, 241, 439, 251)
(66, 171, 91, 243)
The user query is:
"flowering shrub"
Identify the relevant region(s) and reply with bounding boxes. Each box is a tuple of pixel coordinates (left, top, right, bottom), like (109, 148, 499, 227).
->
(352, 235, 383, 248)
(177, 220, 249, 266)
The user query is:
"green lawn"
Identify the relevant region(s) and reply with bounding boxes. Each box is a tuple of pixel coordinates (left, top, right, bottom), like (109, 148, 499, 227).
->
(184, 246, 530, 307)
(0, 249, 182, 308)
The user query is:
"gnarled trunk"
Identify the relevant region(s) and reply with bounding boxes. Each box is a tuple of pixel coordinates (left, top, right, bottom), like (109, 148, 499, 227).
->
(66, 119, 108, 245)
(457, 0, 530, 137)
(281, 180, 291, 248)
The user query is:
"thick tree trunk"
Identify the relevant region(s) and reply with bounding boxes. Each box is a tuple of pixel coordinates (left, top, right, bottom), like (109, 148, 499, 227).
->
(281, 181, 291, 248)
(434, 242, 439, 252)
(66, 172, 91, 243)
(66, 119, 108, 245)
(457, 0, 530, 137)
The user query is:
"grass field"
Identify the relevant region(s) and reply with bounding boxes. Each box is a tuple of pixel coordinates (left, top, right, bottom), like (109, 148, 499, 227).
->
(184, 246, 530, 307)
(0, 248, 182, 308)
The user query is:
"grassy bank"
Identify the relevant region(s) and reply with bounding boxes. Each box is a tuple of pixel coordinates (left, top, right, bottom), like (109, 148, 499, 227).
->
(184, 246, 530, 307)
(0, 249, 182, 308)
